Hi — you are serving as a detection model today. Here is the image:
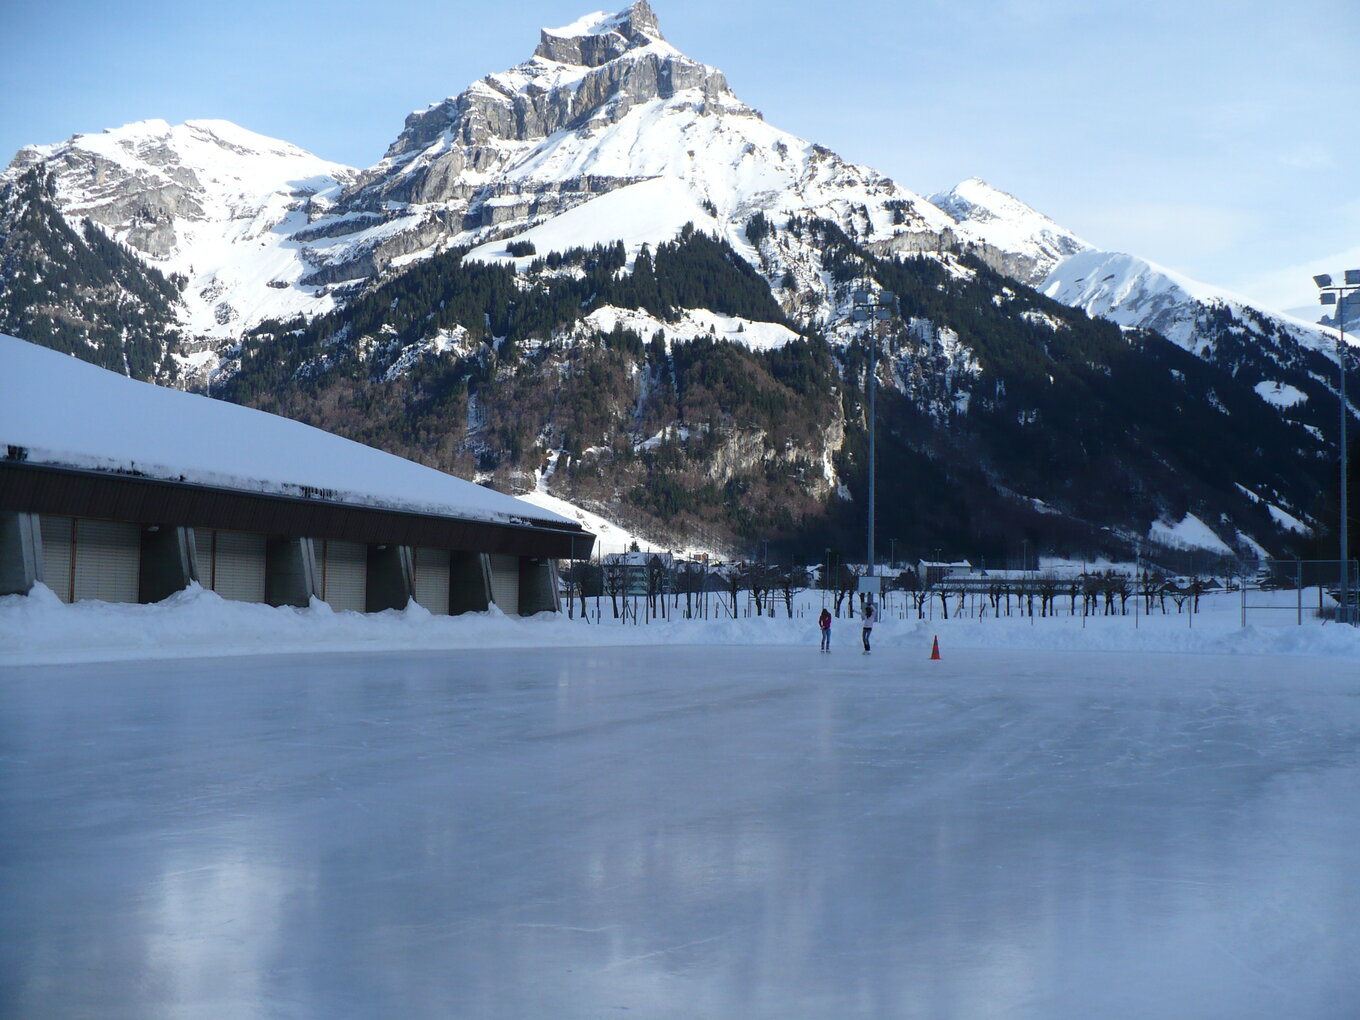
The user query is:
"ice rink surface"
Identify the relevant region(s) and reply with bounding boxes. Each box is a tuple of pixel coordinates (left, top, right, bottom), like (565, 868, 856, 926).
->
(2, 644, 1358, 1019)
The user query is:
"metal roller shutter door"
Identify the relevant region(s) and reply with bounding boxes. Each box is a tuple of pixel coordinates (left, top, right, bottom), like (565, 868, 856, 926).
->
(487, 554, 520, 616)
(324, 540, 367, 612)
(40, 515, 74, 603)
(73, 519, 140, 603)
(213, 531, 267, 603)
(194, 529, 215, 590)
(413, 547, 450, 615)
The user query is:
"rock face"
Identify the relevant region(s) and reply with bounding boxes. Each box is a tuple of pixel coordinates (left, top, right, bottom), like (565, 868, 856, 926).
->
(377, 2, 729, 166)
(535, 1, 663, 65)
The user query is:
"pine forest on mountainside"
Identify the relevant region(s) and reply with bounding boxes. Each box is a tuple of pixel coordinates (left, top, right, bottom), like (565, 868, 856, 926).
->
(213, 221, 1336, 563)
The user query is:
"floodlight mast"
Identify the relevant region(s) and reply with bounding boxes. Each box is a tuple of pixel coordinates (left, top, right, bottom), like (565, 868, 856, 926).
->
(851, 288, 896, 589)
(1315, 270, 1358, 623)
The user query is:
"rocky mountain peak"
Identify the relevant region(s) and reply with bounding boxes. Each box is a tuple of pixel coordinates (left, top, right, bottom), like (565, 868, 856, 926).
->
(534, 2, 665, 66)
(359, 2, 736, 212)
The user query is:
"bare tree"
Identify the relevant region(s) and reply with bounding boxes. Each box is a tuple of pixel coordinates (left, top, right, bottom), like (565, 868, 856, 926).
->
(775, 565, 811, 617)
(674, 562, 705, 618)
(1138, 569, 1162, 615)
(645, 554, 668, 619)
(833, 562, 858, 617)
(1081, 574, 1101, 616)
(741, 561, 773, 616)
(602, 559, 628, 619)
(1098, 571, 1130, 615)
(563, 560, 598, 619)
(724, 564, 744, 618)
(899, 569, 926, 619)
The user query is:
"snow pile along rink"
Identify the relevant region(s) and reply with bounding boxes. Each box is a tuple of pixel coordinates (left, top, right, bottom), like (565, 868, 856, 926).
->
(4, 584, 1360, 666)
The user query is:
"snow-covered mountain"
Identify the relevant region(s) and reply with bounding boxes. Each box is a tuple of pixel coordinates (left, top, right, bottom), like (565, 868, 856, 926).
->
(3, 1, 1338, 378)
(2, 119, 358, 347)
(1039, 250, 1336, 357)
(1, 2, 966, 376)
(929, 177, 1341, 360)
(928, 177, 1090, 285)
(1, 1, 1351, 563)
(295, 2, 956, 294)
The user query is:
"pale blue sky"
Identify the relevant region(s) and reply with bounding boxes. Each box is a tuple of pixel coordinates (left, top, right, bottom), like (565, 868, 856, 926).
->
(3, 0, 1356, 313)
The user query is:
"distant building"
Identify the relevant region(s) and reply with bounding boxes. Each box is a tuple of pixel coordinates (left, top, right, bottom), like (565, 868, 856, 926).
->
(0, 336, 593, 614)
(601, 550, 675, 595)
(915, 560, 972, 587)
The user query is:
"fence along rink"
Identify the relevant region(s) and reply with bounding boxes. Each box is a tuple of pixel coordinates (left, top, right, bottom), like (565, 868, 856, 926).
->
(560, 556, 1349, 626)
(1242, 559, 1359, 626)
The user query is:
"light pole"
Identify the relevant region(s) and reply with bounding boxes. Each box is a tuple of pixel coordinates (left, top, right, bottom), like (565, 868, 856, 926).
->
(852, 288, 897, 588)
(1314, 269, 1358, 624)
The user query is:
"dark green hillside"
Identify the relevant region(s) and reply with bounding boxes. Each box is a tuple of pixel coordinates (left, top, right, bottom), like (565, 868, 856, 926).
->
(0, 169, 183, 381)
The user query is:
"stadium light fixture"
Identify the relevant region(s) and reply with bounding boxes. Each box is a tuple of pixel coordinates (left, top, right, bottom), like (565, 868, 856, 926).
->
(1315, 270, 1359, 623)
(851, 288, 897, 587)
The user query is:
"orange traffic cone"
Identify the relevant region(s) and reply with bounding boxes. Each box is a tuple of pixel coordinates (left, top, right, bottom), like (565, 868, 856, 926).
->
(930, 636, 941, 660)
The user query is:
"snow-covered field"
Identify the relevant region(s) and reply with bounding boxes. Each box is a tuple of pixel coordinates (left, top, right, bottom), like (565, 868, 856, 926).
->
(3, 581, 1359, 667)
(2, 637, 1357, 1018)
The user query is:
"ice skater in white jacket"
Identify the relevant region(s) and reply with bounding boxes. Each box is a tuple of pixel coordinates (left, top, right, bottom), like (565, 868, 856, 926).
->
(861, 601, 877, 654)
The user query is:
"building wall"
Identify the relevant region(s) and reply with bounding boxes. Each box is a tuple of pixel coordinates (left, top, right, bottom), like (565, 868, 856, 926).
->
(11, 511, 576, 616)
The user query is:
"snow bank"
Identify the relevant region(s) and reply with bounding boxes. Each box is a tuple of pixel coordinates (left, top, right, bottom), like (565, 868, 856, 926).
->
(4, 584, 1358, 667)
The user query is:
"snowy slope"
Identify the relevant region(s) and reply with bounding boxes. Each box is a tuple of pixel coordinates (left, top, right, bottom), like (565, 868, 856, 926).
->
(1040, 249, 1339, 357)
(929, 177, 1091, 283)
(578, 305, 799, 351)
(0, 334, 572, 528)
(2, 119, 358, 344)
(464, 176, 720, 268)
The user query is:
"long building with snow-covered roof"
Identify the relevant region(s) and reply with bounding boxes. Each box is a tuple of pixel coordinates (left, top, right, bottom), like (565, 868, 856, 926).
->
(0, 335, 593, 613)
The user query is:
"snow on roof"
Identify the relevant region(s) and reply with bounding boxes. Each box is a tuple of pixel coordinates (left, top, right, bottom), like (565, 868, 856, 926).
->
(0, 335, 576, 531)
